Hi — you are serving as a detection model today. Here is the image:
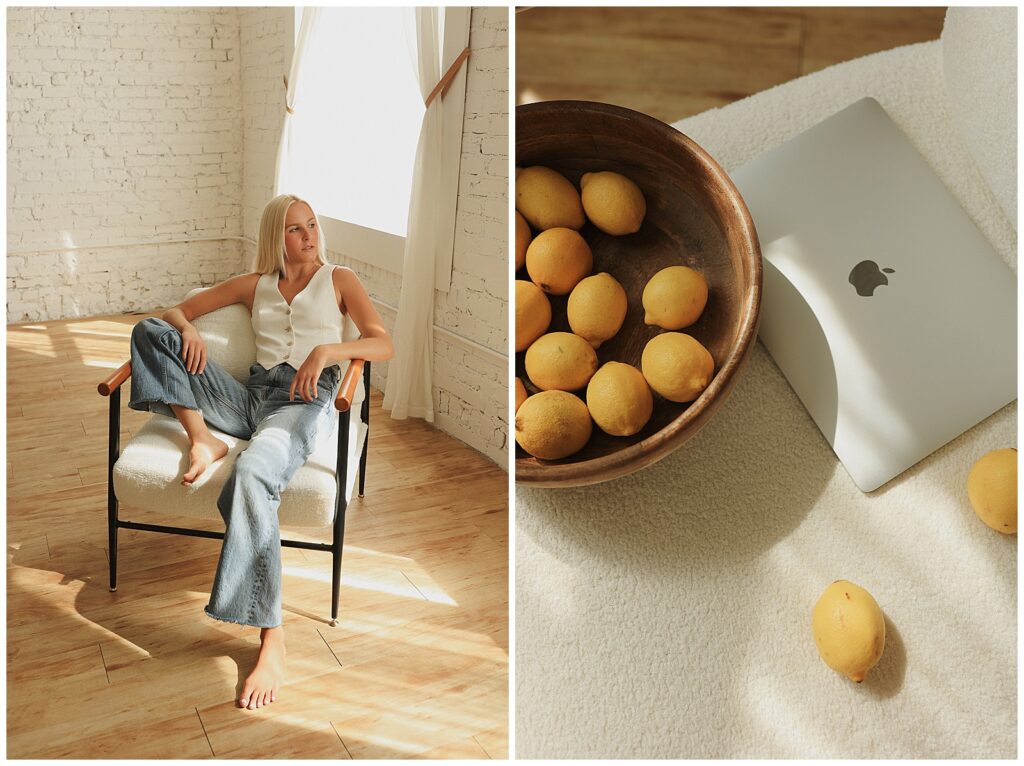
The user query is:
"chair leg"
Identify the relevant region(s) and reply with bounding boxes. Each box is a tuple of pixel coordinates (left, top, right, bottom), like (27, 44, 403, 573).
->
(107, 387, 121, 592)
(108, 497, 118, 592)
(331, 407, 351, 627)
(330, 499, 346, 627)
(358, 437, 368, 498)
(359, 362, 370, 498)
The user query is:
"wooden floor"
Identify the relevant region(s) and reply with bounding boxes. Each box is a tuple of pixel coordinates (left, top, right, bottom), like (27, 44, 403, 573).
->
(7, 313, 508, 759)
(516, 7, 948, 123)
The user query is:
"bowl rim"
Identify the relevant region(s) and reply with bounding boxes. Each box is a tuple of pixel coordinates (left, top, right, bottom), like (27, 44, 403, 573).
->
(514, 100, 763, 487)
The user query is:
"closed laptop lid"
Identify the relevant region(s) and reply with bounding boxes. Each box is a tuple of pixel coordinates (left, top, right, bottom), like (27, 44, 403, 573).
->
(730, 97, 1016, 491)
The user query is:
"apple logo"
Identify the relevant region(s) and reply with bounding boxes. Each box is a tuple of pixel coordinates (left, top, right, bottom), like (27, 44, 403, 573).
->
(849, 260, 895, 297)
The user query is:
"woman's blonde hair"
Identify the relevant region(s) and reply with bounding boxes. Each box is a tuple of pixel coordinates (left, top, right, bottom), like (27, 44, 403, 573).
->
(255, 193, 328, 276)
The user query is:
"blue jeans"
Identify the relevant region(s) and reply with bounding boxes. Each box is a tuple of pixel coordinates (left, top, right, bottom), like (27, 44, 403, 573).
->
(128, 317, 339, 628)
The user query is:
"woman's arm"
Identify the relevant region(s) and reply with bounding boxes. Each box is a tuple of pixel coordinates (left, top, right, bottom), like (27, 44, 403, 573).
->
(289, 267, 394, 402)
(162, 273, 260, 375)
(324, 266, 394, 362)
(163, 273, 259, 328)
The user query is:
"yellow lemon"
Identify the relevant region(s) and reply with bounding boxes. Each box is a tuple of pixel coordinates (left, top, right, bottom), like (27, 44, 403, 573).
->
(642, 265, 708, 330)
(516, 166, 585, 231)
(515, 211, 531, 271)
(526, 227, 594, 296)
(515, 280, 552, 353)
(580, 170, 646, 235)
(812, 580, 886, 683)
(567, 272, 628, 349)
(641, 332, 714, 403)
(515, 390, 592, 460)
(515, 377, 528, 413)
(586, 362, 653, 436)
(524, 332, 599, 392)
(967, 447, 1017, 534)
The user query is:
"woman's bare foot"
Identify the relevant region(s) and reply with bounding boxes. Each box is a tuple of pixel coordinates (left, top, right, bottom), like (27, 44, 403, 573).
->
(182, 434, 229, 485)
(239, 626, 286, 710)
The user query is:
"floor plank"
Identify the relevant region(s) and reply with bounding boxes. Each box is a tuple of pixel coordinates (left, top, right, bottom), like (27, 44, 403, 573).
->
(516, 6, 947, 123)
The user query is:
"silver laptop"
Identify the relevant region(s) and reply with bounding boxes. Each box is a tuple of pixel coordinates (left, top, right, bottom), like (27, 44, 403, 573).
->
(730, 97, 1016, 492)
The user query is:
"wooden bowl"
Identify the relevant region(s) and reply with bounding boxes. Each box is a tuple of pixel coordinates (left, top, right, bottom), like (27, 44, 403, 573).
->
(515, 101, 762, 487)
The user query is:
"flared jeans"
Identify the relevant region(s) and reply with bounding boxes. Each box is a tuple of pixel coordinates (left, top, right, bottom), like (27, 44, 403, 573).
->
(128, 317, 339, 628)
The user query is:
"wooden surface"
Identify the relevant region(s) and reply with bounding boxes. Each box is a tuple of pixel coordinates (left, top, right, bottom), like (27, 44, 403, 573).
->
(7, 313, 508, 759)
(516, 7, 948, 123)
(334, 357, 364, 412)
(515, 102, 761, 487)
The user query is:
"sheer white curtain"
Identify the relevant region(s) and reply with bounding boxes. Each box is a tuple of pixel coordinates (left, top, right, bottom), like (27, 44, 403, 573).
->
(274, 8, 321, 195)
(382, 8, 443, 422)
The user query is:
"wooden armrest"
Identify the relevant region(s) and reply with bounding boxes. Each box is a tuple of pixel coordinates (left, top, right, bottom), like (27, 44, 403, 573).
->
(335, 359, 366, 412)
(98, 361, 132, 396)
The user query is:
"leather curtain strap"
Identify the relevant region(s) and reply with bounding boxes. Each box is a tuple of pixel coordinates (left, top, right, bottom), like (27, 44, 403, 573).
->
(284, 47, 470, 114)
(283, 74, 295, 115)
(424, 47, 470, 109)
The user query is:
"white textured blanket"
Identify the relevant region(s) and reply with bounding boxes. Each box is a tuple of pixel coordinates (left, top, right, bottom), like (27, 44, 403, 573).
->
(515, 40, 1017, 759)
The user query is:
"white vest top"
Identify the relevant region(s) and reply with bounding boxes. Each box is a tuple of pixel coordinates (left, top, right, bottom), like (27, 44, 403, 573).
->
(251, 264, 345, 370)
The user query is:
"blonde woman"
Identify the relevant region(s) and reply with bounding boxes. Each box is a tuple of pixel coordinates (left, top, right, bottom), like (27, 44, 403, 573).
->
(127, 194, 393, 710)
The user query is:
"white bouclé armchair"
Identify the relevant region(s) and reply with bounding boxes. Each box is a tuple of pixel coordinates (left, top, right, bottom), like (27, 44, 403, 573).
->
(97, 292, 370, 627)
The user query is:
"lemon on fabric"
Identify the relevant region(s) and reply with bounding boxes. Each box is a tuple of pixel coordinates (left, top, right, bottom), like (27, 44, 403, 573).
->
(524, 331, 599, 392)
(967, 447, 1017, 534)
(640, 332, 714, 403)
(515, 390, 593, 460)
(642, 265, 709, 330)
(586, 362, 653, 437)
(515, 211, 531, 271)
(515, 280, 552, 353)
(580, 170, 646, 235)
(812, 580, 886, 683)
(526, 227, 594, 296)
(515, 377, 528, 413)
(516, 165, 585, 232)
(567, 272, 628, 349)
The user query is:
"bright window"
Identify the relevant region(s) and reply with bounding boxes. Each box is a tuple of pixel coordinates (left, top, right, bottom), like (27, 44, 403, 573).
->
(282, 7, 472, 290)
(290, 7, 422, 238)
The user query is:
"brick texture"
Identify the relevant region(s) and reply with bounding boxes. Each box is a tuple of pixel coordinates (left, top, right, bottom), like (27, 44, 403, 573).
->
(7, 6, 246, 319)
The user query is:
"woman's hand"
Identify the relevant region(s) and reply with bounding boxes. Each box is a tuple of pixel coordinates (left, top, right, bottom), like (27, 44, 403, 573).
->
(180, 324, 207, 375)
(290, 345, 329, 402)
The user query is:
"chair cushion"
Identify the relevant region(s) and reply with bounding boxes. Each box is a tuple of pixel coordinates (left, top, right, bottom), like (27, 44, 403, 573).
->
(190, 300, 257, 383)
(113, 410, 367, 529)
(186, 284, 366, 407)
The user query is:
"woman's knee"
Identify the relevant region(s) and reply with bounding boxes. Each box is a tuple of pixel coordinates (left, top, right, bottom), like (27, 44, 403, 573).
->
(231, 451, 283, 495)
(132, 317, 178, 351)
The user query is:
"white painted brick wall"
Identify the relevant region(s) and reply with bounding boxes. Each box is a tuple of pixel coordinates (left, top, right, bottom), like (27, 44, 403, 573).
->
(238, 7, 289, 267)
(7, 6, 245, 321)
(433, 6, 509, 464)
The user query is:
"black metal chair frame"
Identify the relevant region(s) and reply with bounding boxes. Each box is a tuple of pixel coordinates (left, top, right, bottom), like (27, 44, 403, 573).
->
(101, 362, 371, 627)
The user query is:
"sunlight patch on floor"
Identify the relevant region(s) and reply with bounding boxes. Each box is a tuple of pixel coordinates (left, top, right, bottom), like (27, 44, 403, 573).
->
(67, 328, 133, 338)
(8, 330, 58, 358)
(282, 565, 458, 605)
(81, 358, 124, 369)
(342, 545, 414, 565)
(401, 572, 457, 606)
